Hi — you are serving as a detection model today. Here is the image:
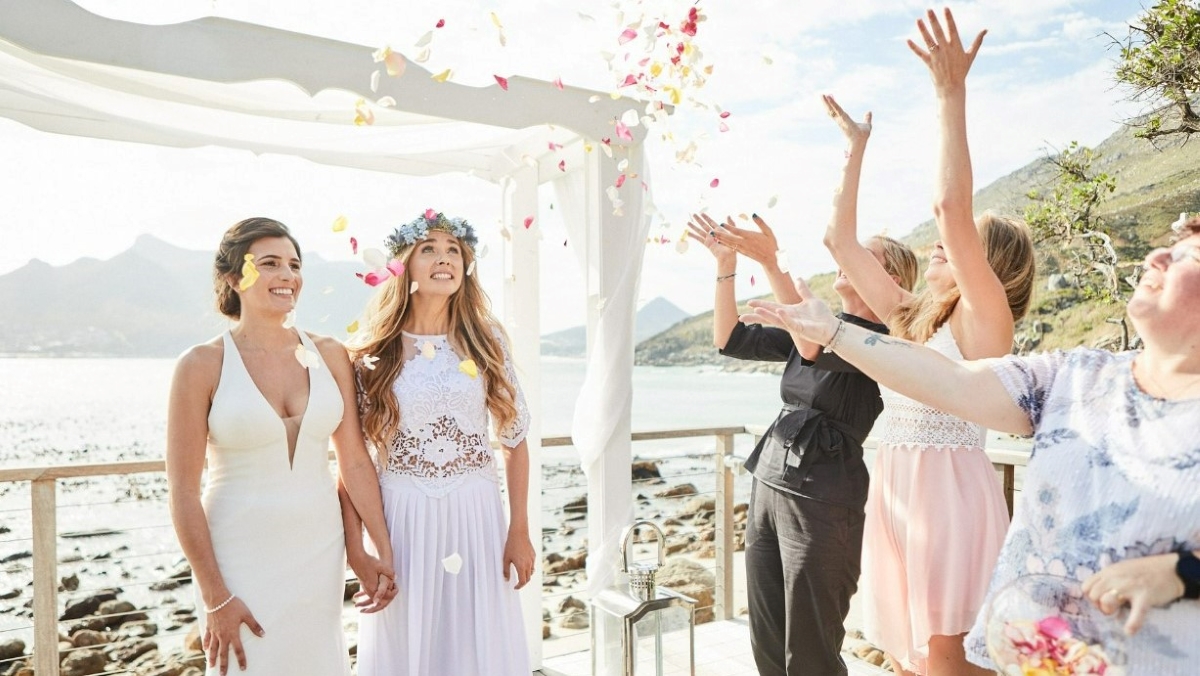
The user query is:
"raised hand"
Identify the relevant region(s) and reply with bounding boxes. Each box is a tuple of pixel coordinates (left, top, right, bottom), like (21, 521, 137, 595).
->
(906, 7, 986, 94)
(710, 214, 783, 269)
(822, 94, 872, 147)
(202, 596, 264, 675)
(686, 213, 736, 266)
(740, 296, 840, 346)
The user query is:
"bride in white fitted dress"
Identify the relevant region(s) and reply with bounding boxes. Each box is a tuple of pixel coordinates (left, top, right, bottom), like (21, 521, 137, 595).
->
(166, 218, 396, 675)
(348, 211, 535, 676)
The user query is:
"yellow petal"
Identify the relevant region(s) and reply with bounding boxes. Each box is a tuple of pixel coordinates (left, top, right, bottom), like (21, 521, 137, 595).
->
(458, 359, 478, 378)
(490, 11, 503, 28)
(431, 68, 452, 83)
(332, 215, 348, 232)
(238, 254, 259, 291)
(346, 320, 359, 334)
(421, 341, 436, 360)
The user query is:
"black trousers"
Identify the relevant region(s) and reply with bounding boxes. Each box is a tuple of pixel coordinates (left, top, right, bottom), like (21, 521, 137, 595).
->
(745, 479, 865, 676)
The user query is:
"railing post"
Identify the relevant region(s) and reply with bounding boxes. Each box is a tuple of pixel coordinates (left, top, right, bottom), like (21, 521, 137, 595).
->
(713, 433, 735, 622)
(32, 478, 60, 676)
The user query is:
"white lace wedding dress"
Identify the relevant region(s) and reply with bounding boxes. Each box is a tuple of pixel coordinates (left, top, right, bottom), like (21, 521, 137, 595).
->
(356, 330, 530, 676)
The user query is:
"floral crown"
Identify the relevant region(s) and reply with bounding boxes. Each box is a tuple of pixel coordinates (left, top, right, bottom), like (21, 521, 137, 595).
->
(386, 209, 478, 257)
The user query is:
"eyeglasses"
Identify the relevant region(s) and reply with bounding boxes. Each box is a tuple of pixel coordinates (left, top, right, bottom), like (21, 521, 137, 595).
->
(1169, 243, 1200, 265)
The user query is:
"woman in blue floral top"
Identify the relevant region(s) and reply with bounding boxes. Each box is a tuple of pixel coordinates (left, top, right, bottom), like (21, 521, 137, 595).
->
(739, 216, 1200, 674)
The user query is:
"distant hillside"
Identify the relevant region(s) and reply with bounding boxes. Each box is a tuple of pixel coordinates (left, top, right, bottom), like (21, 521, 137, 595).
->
(637, 116, 1200, 368)
(0, 235, 374, 357)
(541, 296, 691, 357)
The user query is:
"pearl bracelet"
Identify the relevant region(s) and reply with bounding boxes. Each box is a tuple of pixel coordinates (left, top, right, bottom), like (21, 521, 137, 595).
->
(823, 318, 847, 354)
(205, 593, 237, 614)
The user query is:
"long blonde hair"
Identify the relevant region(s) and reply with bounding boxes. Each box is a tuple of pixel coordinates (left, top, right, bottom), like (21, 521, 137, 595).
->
(871, 235, 919, 292)
(890, 214, 1035, 343)
(352, 240, 519, 451)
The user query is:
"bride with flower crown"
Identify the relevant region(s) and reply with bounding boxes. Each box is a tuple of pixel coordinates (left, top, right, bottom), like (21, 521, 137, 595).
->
(344, 210, 535, 676)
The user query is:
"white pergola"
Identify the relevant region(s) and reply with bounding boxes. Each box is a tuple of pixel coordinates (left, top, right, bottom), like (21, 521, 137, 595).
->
(0, 0, 649, 670)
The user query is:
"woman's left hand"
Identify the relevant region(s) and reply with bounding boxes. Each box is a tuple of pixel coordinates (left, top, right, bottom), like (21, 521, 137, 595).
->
(348, 550, 398, 613)
(906, 8, 986, 94)
(503, 529, 536, 590)
(710, 215, 782, 269)
(741, 294, 839, 346)
(1082, 553, 1186, 635)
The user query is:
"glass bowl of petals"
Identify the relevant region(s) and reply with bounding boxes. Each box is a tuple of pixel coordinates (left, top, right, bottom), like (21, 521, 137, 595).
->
(985, 574, 1127, 676)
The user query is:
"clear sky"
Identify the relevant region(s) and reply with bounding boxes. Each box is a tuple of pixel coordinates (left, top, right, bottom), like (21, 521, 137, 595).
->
(0, 0, 1144, 333)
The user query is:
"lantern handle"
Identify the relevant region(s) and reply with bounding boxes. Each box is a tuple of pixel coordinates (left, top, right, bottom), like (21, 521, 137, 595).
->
(619, 519, 666, 572)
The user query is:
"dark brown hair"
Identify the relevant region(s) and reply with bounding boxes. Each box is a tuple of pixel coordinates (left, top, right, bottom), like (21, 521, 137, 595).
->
(213, 217, 301, 319)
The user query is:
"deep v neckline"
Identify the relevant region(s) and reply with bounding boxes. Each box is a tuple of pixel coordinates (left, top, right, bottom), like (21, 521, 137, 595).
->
(226, 330, 313, 469)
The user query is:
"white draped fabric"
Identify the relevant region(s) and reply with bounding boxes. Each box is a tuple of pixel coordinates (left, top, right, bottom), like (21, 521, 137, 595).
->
(0, 1, 653, 671)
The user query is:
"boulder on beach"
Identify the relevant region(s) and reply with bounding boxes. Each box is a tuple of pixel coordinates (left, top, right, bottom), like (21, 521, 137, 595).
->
(0, 637, 25, 661)
(655, 483, 697, 499)
(631, 461, 661, 480)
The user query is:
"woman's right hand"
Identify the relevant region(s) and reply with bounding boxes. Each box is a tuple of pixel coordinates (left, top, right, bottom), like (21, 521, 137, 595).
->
(740, 295, 840, 346)
(686, 213, 736, 267)
(347, 549, 398, 613)
(822, 94, 872, 147)
(202, 596, 264, 675)
(906, 8, 986, 95)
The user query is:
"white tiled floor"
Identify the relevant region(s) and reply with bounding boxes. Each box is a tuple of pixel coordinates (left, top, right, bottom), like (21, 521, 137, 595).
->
(537, 618, 890, 676)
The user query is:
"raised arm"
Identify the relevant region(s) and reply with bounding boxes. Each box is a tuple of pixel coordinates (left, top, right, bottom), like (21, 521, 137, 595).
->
(821, 95, 912, 321)
(687, 213, 740, 350)
(739, 296, 1031, 436)
(910, 9, 1013, 357)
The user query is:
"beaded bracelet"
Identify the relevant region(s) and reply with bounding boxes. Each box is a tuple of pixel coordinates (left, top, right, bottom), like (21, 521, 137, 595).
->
(205, 593, 237, 614)
(823, 318, 847, 354)
(716, 272, 737, 282)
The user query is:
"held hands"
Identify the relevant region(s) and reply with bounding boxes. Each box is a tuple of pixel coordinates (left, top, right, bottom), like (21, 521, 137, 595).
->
(822, 95, 872, 148)
(347, 549, 398, 613)
(906, 8, 986, 95)
(503, 526, 536, 590)
(202, 596, 264, 676)
(1081, 554, 1187, 636)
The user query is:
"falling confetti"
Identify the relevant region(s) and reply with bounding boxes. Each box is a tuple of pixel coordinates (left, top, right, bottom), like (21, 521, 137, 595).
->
(238, 254, 259, 291)
(387, 260, 406, 278)
(431, 69, 452, 83)
(294, 344, 321, 369)
(372, 46, 406, 77)
(490, 12, 506, 46)
(346, 320, 359, 334)
(442, 553, 463, 574)
(494, 75, 509, 90)
(458, 359, 479, 378)
(421, 341, 437, 360)
(377, 96, 396, 107)
(361, 354, 380, 371)
(435, 18, 445, 28)
(558, 160, 566, 172)
(354, 99, 374, 126)
(364, 270, 392, 286)
(282, 310, 296, 329)
(618, 28, 637, 45)
(466, 260, 477, 276)
(370, 70, 380, 92)
(523, 216, 534, 229)
(553, 77, 564, 90)
(410, 281, 419, 294)
(350, 237, 358, 254)
(767, 195, 778, 208)
(750, 275, 756, 286)
(332, 215, 348, 232)
(710, 178, 720, 188)
(614, 121, 633, 142)
(615, 174, 626, 188)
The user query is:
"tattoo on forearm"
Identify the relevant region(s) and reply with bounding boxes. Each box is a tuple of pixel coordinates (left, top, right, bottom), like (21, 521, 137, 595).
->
(864, 334, 913, 349)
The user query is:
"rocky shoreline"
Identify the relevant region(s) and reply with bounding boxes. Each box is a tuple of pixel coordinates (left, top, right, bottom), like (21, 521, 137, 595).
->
(0, 455, 754, 675)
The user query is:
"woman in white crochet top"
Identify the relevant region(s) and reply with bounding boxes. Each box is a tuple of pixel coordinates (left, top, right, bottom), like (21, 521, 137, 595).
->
(344, 210, 534, 676)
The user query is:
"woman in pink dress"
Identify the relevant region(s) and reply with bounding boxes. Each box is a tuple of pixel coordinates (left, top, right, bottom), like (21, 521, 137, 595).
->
(819, 9, 1035, 676)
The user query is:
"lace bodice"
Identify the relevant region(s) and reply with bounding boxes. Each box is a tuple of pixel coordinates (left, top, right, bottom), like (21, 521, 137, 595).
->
(878, 323, 986, 449)
(377, 330, 529, 496)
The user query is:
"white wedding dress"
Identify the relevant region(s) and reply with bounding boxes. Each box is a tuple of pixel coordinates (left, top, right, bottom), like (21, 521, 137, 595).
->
(199, 330, 350, 675)
(356, 330, 530, 676)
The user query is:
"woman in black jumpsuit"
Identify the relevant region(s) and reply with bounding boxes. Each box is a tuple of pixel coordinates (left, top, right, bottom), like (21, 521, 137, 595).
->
(687, 213, 916, 676)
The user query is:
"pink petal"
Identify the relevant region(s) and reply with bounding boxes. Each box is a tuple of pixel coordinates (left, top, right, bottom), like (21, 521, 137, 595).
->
(435, 18, 445, 28)
(620, 74, 637, 87)
(615, 121, 633, 142)
(386, 259, 406, 277)
(364, 269, 393, 286)
(494, 75, 509, 90)
(425, 208, 437, 221)
(523, 216, 534, 229)
(615, 174, 626, 188)
(355, 272, 365, 281)
(618, 28, 637, 45)
(548, 141, 563, 151)
(553, 77, 564, 90)
(710, 178, 720, 188)
(750, 275, 756, 286)
(1036, 616, 1073, 640)
(719, 111, 731, 119)
(638, 57, 651, 67)
(558, 160, 566, 172)
(350, 237, 358, 254)
(719, 122, 730, 132)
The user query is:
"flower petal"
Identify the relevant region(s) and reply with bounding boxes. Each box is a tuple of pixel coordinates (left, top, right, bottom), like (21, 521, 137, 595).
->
(431, 68, 452, 83)
(558, 159, 566, 172)
(294, 344, 321, 369)
(364, 270, 392, 286)
(710, 178, 719, 188)
(410, 281, 419, 294)
(332, 215, 348, 232)
(494, 75, 509, 90)
(553, 77, 564, 90)
(346, 320, 359, 334)
(614, 121, 633, 142)
(415, 30, 433, 48)
(767, 195, 778, 208)
(435, 18, 445, 28)
(370, 70, 380, 92)
(421, 341, 436, 360)
(615, 174, 626, 188)
(282, 310, 296, 329)
(523, 216, 534, 229)
(466, 260, 477, 277)
(384, 51, 406, 77)
(361, 354, 380, 371)
(386, 259, 406, 277)
(618, 28, 637, 45)
(775, 249, 790, 274)
(458, 359, 479, 378)
(239, 254, 259, 291)
(442, 552, 463, 574)
(363, 248, 387, 269)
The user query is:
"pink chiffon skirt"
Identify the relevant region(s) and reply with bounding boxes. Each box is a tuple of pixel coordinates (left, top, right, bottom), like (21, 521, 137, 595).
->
(860, 443, 1009, 674)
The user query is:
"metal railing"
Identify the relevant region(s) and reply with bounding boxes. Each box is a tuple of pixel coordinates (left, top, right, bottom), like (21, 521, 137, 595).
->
(0, 426, 1029, 674)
